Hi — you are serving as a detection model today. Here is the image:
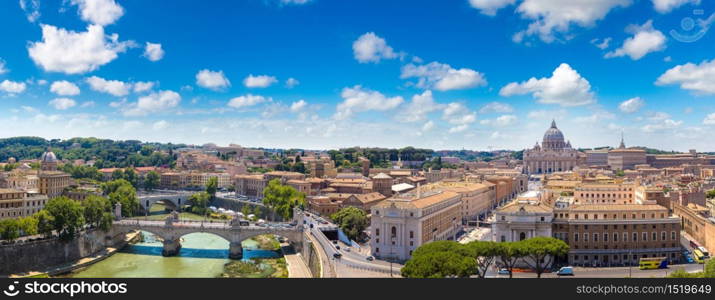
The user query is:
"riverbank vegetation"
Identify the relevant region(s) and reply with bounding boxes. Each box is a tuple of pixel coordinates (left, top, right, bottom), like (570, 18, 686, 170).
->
(219, 258, 288, 278)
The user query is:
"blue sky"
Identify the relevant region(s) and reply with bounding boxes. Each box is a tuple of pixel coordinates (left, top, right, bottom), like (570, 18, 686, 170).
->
(1, 0, 715, 151)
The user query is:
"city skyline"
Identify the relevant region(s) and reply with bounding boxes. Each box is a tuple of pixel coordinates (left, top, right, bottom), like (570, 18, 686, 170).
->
(2, 0, 715, 151)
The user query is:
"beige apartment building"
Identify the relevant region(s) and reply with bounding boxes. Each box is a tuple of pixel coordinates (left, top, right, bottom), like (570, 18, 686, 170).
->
(673, 202, 715, 256)
(421, 181, 496, 223)
(573, 182, 636, 205)
(0, 189, 49, 220)
(552, 204, 682, 266)
(235, 174, 268, 198)
(159, 172, 232, 189)
(370, 190, 461, 260)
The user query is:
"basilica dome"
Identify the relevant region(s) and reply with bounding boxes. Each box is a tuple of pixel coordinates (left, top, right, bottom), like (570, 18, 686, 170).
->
(542, 120, 566, 150)
(41, 150, 57, 163)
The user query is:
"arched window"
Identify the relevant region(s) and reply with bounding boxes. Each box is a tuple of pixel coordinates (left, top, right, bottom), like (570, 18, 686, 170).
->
(391, 226, 397, 238)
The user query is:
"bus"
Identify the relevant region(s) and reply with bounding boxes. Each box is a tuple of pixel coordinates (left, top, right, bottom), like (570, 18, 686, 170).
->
(693, 249, 710, 264)
(639, 257, 669, 270)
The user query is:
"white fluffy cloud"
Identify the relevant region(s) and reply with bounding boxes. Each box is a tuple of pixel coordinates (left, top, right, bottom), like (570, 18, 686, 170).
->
(124, 90, 181, 116)
(442, 102, 477, 133)
(401, 61, 487, 91)
(228, 94, 269, 109)
(290, 99, 308, 112)
(468, 0, 516, 16)
(285, 78, 300, 88)
(352, 32, 399, 63)
(334, 86, 404, 120)
(86, 76, 131, 96)
(605, 20, 666, 60)
(656, 59, 715, 94)
(70, 0, 125, 26)
(480, 114, 517, 127)
(243, 74, 278, 88)
(49, 98, 77, 110)
(618, 97, 645, 113)
(0, 80, 27, 94)
(50, 80, 81, 96)
(513, 0, 632, 43)
(397, 90, 443, 123)
(500, 63, 595, 107)
(28, 25, 132, 74)
(19, 0, 41, 23)
(143, 42, 165, 62)
(133, 82, 155, 93)
(652, 0, 700, 13)
(196, 69, 231, 91)
(703, 113, 715, 125)
(479, 102, 514, 114)
(153, 120, 169, 130)
(641, 119, 683, 132)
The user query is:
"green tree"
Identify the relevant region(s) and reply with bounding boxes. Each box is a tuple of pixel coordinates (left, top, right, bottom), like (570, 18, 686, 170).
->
(34, 210, 55, 238)
(82, 195, 112, 230)
(262, 179, 305, 221)
(101, 179, 132, 195)
(44, 197, 86, 241)
(18, 216, 39, 236)
(189, 192, 210, 215)
(206, 176, 218, 200)
(144, 171, 160, 191)
(466, 241, 500, 278)
(111, 169, 124, 181)
(401, 241, 476, 278)
(252, 205, 262, 219)
(241, 205, 251, 217)
(108, 184, 139, 217)
(123, 168, 138, 187)
(0, 218, 21, 241)
(330, 207, 368, 241)
(495, 241, 527, 278)
(706, 189, 715, 199)
(521, 237, 570, 278)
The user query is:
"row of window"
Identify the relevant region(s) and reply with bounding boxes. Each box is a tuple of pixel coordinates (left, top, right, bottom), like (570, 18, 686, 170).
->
(568, 231, 677, 243)
(567, 212, 666, 220)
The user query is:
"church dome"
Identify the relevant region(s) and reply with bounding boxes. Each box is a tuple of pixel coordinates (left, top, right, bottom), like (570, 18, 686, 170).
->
(542, 120, 566, 150)
(41, 151, 57, 163)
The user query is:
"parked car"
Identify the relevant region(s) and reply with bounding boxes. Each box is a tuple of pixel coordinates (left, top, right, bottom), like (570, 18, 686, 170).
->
(556, 266, 575, 276)
(497, 268, 510, 275)
(344, 247, 350, 252)
(366, 256, 374, 261)
(335, 245, 340, 250)
(333, 253, 342, 259)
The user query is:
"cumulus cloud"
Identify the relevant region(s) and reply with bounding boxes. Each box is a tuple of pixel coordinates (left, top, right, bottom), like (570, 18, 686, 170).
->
(352, 32, 399, 63)
(468, 0, 516, 16)
(70, 0, 125, 26)
(123, 90, 181, 116)
(228, 94, 269, 109)
(133, 81, 155, 93)
(50, 80, 81, 96)
(285, 77, 300, 88)
(0, 80, 27, 94)
(442, 102, 477, 133)
(334, 85, 404, 120)
(395, 90, 444, 123)
(656, 59, 715, 94)
(618, 97, 645, 113)
(86, 76, 131, 96)
(19, 0, 41, 23)
(143, 42, 165, 62)
(703, 113, 715, 125)
(652, 0, 700, 13)
(28, 24, 132, 74)
(479, 102, 514, 114)
(512, 0, 632, 43)
(500, 63, 595, 107)
(641, 119, 683, 132)
(605, 20, 666, 60)
(49, 98, 77, 110)
(290, 99, 308, 112)
(153, 120, 169, 130)
(401, 61, 487, 91)
(480, 114, 517, 127)
(196, 69, 231, 91)
(243, 74, 278, 88)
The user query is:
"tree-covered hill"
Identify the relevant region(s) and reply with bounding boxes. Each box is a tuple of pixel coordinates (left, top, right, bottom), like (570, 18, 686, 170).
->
(0, 137, 186, 168)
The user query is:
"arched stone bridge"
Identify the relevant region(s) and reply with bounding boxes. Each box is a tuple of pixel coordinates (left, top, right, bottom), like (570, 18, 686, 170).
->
(110, 211, 305, 259)
(137, 191, 194, 211)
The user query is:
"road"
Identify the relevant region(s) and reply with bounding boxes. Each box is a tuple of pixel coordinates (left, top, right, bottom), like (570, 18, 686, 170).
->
(303, 213, 402, 277)
(495, 263, 705, 278)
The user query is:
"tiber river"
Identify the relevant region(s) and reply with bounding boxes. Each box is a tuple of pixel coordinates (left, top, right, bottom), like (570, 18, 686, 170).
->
(70, 231, 279, 278)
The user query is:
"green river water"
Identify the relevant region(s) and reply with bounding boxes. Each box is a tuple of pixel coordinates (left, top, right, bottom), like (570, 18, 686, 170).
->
(70, 232, 279, 278)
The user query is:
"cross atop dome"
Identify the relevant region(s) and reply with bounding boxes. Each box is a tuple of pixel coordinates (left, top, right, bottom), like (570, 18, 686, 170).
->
(551, 119, 557, 129)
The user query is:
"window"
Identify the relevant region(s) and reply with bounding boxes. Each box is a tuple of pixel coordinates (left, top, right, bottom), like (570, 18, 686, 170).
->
(671, 231, 676, 240)
(391, 226, 397, 238)
(633, 232, 638, 242)
(604, 232, 608, 242)
(376, 228, 380, 236)
(501, 216, 505, 221)
(574, 233, 579, 242)
(614, 233, 618, 242)
(594, 233, 599, 242)
(652, 232, 657, 241)
(409, 231, 414, 239)
(520, 232, 526, 241)
(584, 233, 589, 242)
(375, 248, 379, 253)
(643, 232, 648, 241)
(501, 235, 506, 242)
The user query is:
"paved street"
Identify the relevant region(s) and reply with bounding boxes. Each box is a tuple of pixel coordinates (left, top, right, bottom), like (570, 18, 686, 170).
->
(497, 263, 705, 278)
